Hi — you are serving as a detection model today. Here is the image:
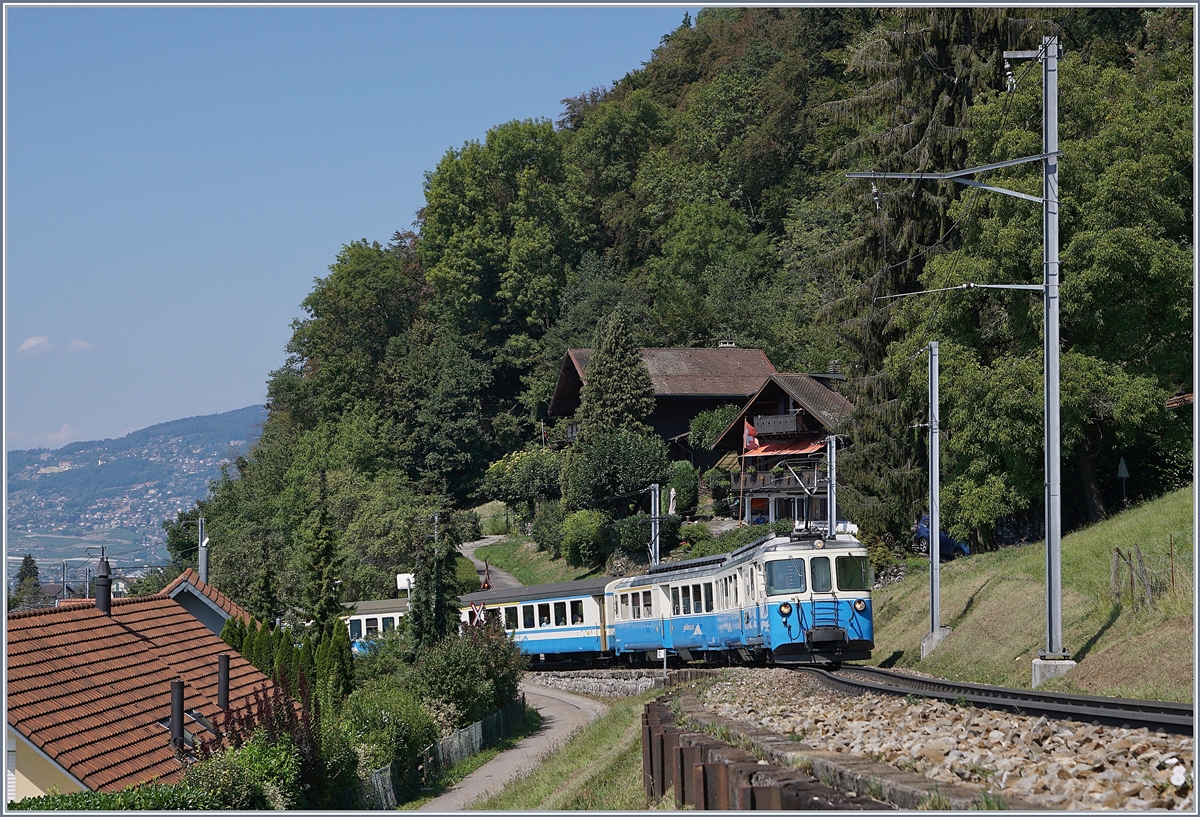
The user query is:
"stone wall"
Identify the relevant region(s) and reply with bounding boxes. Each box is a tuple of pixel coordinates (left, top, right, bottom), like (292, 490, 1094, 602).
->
(524, 669, 718, 698)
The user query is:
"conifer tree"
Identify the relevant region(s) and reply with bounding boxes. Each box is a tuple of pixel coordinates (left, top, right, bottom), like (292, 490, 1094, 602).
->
(303, 472, 342, 631)
(575, 308, 655, 442)
(219, 616, 242, 652)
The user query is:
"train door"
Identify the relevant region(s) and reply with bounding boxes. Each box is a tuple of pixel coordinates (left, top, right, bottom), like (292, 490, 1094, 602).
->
(593, 594, 607, 652)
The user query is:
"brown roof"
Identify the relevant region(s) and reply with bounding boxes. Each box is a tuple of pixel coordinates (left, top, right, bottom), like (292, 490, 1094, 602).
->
(550, 347, 776, 415)
(7, 590, 276, 793)
(711, 373, 854, 450)
(163, 567, 254, 623)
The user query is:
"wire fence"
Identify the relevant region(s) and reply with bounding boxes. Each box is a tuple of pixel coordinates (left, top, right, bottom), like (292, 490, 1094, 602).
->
(1110, 536, 1192, 611)
(363, 694, 528, 809)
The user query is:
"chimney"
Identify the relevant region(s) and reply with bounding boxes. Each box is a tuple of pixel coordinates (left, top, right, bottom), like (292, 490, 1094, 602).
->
(217, 654, 230, 711)
(718, 333, 736, 349)
(170, 679, 184, 749)
(95, 557, 112, 616)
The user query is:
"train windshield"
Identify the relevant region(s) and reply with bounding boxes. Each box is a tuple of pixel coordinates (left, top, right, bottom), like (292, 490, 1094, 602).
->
(766, 559, 806, 595)
(811, 557, 832, 593)
(836, 555, 872, 591)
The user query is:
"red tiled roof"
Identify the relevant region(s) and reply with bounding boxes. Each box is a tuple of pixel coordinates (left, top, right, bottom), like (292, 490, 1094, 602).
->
(7, 591, 276, 793)
(1166, 393, 1193, 409)
(162, 568, 254, 623)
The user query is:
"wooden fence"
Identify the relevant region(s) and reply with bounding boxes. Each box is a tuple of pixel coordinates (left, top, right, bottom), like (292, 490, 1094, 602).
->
(1111, 536, 1188, 611)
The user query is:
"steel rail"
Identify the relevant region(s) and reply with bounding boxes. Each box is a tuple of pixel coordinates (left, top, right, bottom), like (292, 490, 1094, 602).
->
(794, 665, 1193, 736)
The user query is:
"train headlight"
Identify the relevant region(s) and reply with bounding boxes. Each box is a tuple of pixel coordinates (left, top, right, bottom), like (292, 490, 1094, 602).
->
(853, 599, 867, 613)
(813, 539, 825, 549)
(778, 602, 793, 618)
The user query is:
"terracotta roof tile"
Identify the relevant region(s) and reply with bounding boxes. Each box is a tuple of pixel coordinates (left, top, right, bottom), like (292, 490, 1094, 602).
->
(162, 568, 254, 623)
(7, 589, 278, 793)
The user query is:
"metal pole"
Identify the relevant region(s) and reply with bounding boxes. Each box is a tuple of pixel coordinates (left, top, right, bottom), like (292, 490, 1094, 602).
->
(650, 484, 660, 566)
(1042, 35, 1066, 659)
(929, 342, 941, 633)
(198, 516, 208, 585)
(826, 435, 837, 537)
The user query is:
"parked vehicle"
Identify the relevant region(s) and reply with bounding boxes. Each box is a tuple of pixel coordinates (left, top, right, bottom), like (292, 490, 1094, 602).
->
(912, 515, 969, 560)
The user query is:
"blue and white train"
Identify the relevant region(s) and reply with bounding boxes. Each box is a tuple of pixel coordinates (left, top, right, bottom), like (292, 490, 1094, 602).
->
(457, 526, 874, 667)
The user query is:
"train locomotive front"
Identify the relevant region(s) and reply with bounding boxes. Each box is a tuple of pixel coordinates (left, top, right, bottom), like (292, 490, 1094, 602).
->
(759, 530, 874, 665)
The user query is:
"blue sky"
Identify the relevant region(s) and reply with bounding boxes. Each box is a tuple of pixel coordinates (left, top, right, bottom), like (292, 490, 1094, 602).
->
(4, 4, 699, 451)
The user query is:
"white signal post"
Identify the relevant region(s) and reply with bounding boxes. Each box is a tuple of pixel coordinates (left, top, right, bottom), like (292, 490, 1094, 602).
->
(848, 36, 1074, 686)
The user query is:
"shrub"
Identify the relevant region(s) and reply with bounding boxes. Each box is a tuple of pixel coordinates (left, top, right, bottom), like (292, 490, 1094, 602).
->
(9, 782, 238, 811)
(689, 404, 741, 450)
(679, 521, 713, 550)
(702, 468, 732, 515)
(560, 429, 669, 513)
(412, 619, 529, 730)
(667, 461, 699, 515)
(451, 509, 483, 542)
(531, 500, 566, 557)
(341, 678, 438, 770)
(187, 732, 300, 809)
(561, 509, 611, 567)
(616, 512, 681, 558)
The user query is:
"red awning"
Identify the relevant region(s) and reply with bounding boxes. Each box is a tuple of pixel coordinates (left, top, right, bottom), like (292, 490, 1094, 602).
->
(743, 440, 825, 458)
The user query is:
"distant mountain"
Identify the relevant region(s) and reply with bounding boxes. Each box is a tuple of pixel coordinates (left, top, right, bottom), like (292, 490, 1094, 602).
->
(6, 405, 267, 543)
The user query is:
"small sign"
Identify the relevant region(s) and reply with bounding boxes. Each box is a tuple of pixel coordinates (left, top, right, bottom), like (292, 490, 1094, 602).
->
(656, 649, 666, 659)
(1117, 457, 1130, 479)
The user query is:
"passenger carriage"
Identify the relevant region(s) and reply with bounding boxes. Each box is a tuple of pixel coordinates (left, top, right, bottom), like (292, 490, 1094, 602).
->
(458, 577, 612, 664)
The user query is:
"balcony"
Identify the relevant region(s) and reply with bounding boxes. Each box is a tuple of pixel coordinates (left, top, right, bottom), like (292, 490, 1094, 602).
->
(753, 413, 798, 435)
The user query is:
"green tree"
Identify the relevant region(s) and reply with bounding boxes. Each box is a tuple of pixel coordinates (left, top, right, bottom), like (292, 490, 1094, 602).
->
(575, 308, 655, 441)
(302, 473, 342, 631)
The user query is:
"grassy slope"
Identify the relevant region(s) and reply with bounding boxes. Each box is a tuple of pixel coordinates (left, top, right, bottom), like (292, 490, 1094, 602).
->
(474, 537, 602, 585)
(867, 486, 1194, 701)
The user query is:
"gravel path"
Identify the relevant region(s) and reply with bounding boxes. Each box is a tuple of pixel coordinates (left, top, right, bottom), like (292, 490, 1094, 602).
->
(701, 668, 1194, 810)
(417, 681, 608, 811)
(459, 535, 521, 591)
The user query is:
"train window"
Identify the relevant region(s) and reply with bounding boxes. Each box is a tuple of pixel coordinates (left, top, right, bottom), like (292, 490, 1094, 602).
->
(571, 600, 584, 624)
(704, 583, 714, 613)
(733, 574, 739, 606)
(523, 605, 536, 629)
(631, 592, 641, 619)
(383, 617, 395, 632)
(837, 556, 872, 591)
(766, 559, 806, 595)
(643, 591, 653, 617)
(504, 606, 518, 630)
(811, 557, 833, 593)
(554, 602, 567, 627)
(681, 585, 692, 615)
(366, 618, 379, 635)
(748, 566, 756, 600)
(538, 603, 551, 627)
(349, 619, 362, 640)
(672, 587, 681, 615)
(619, 593, 629, 620)
(692, 585, 702, 613)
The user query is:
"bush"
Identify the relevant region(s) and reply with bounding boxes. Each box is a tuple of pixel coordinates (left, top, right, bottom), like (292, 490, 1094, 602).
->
(485, 448, 562, 520)
(10, 781, 247, 810)
(702, 468, 732, 515)
(341, 678, 438, 770)
(679, 521, 713, 550)
(531, 500, 566, 557)
(560, 429, 669, 513)
(411, 619, 529, 731)
(689, 404, 741, 450)
(667, 461, 699, 516)
(615, 512, 681, 559)
(561, 509, 611, 567)
(451, 509, 483, 542)
(188, 732, 301, 809)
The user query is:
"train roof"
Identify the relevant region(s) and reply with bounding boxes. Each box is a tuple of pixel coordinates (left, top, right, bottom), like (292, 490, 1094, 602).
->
(458, 576, 613, 606)
(340, 598, 410, 616)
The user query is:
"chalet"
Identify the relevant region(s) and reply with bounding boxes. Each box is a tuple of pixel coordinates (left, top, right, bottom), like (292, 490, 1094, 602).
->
(548, 345, 777, 451)
(6, 562, 268, 804)
(711, 373, 854, 529)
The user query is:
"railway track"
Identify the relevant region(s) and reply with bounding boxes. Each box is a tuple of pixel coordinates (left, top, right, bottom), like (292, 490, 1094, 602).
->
(795, 665, 1193, 736)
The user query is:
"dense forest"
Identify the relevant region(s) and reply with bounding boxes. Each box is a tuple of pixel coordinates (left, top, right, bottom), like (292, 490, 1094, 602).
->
(154, 8, 1192, 623)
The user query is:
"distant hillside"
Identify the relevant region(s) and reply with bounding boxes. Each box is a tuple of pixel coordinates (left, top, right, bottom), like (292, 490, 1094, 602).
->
(6, 405, 267, 544)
